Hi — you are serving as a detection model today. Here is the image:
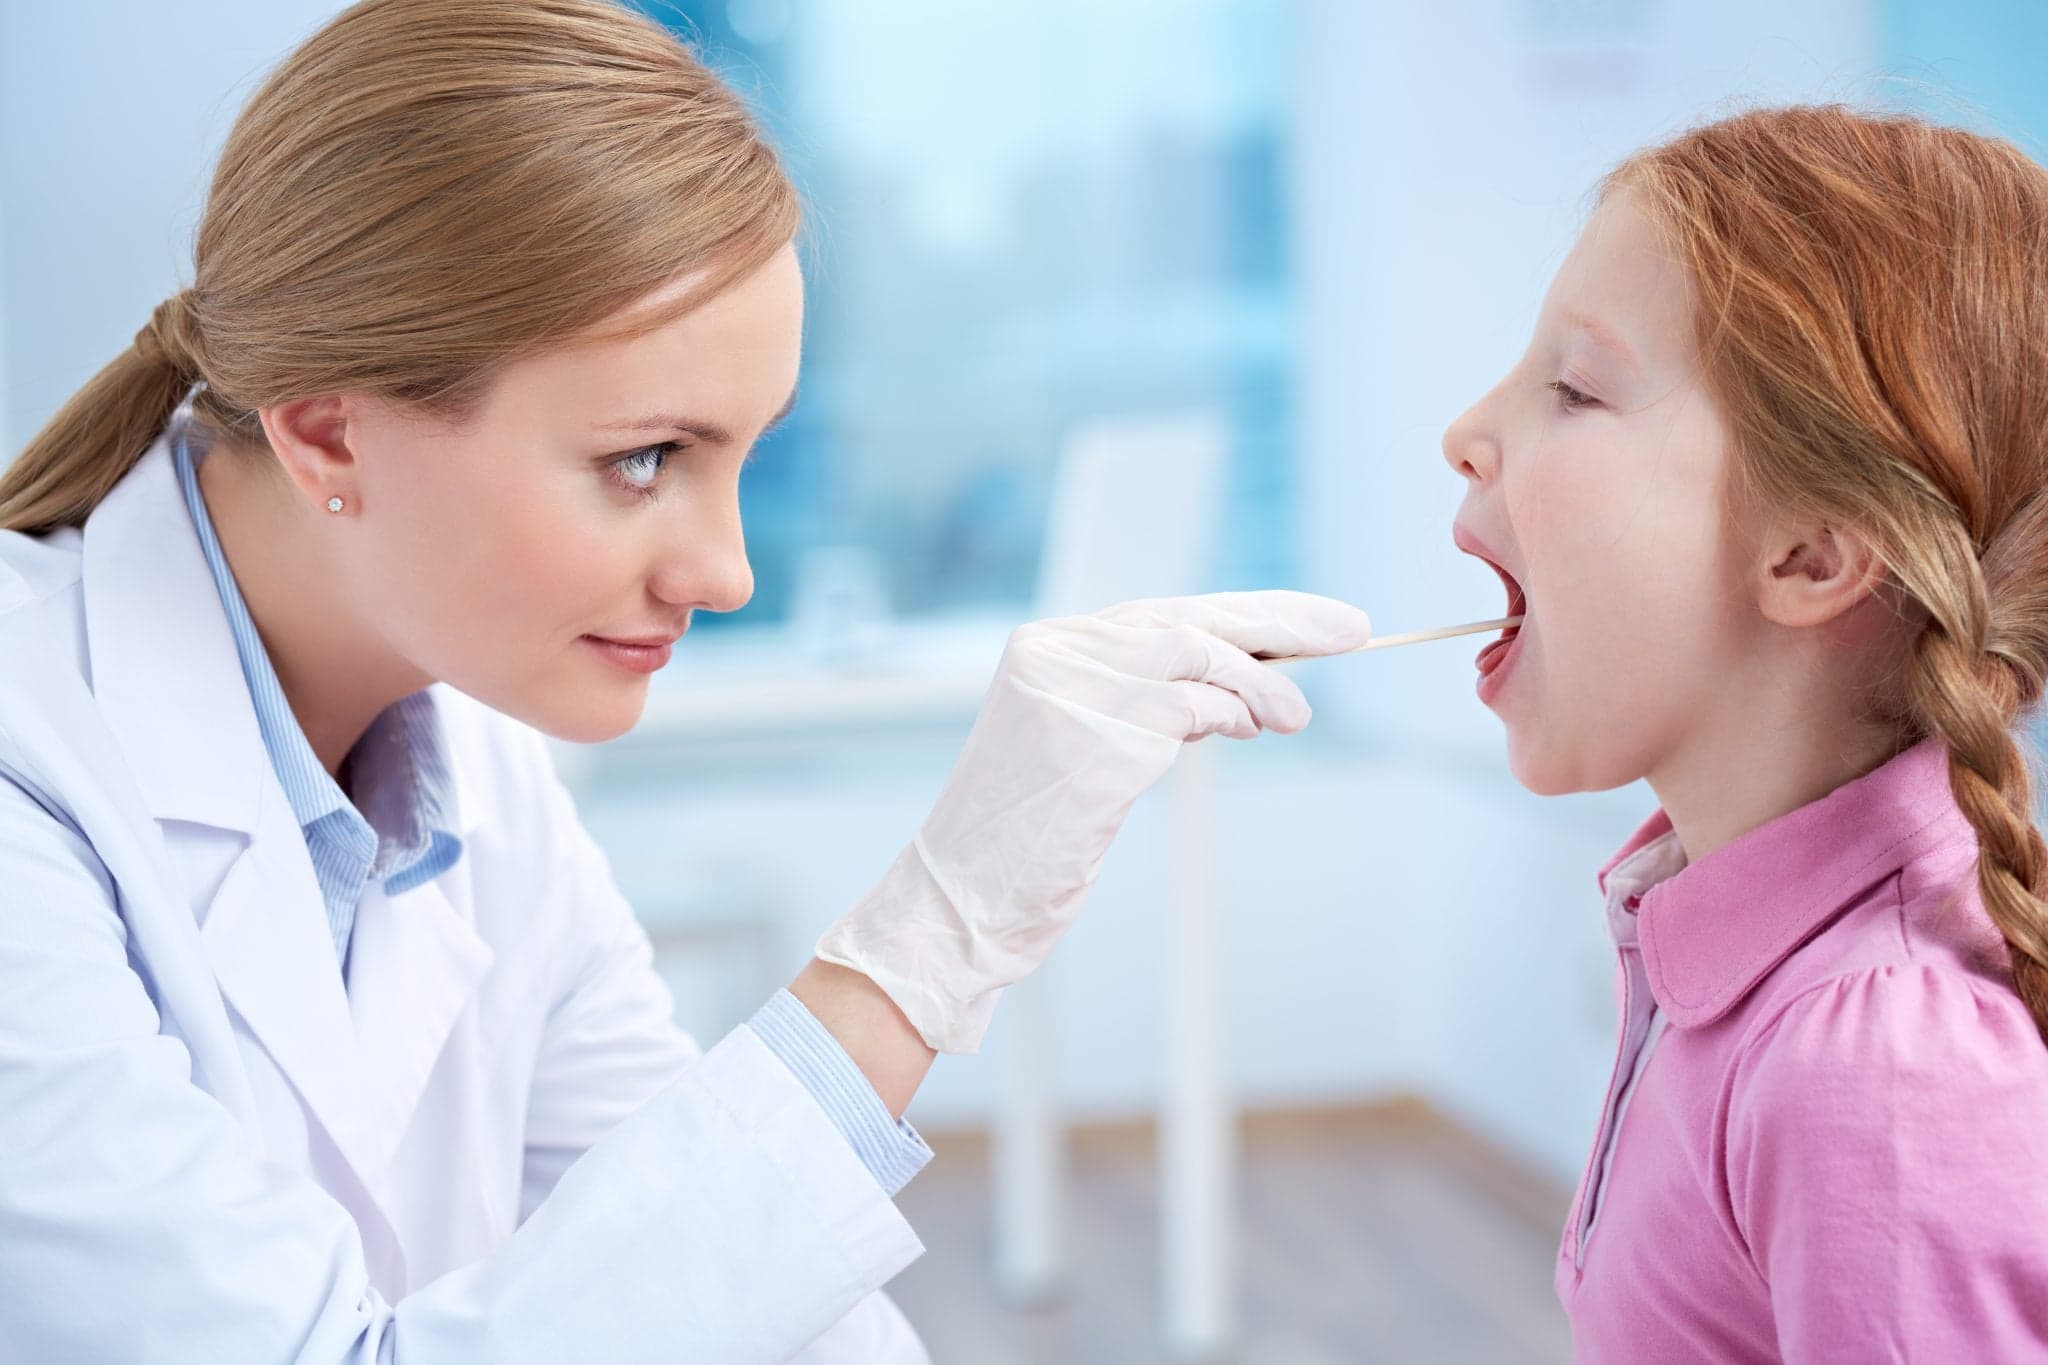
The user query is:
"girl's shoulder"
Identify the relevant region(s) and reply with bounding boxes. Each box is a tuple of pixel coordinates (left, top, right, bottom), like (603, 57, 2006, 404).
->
(1727, 841, 2048, 1134)
(1742, 829, 2018, 1040)
(1735, 954, 2046, 1102)
(1715, 880, 2048, 1360)
(1718, 823, 2048, 1130)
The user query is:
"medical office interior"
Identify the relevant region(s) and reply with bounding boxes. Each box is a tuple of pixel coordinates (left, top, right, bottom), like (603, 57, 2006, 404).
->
(3, 1, 2045, 1360)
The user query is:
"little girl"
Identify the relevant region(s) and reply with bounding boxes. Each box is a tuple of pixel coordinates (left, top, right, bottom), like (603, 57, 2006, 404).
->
(1442, 105, 2048, 1360)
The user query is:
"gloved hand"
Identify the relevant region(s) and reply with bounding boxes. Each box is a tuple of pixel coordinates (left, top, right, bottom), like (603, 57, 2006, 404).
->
(814, 590, 1373, 1053)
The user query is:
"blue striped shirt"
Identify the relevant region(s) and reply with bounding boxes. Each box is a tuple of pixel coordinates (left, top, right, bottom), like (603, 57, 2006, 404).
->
(170, 404, 927, 1194)
(749, 990, 932, 1194)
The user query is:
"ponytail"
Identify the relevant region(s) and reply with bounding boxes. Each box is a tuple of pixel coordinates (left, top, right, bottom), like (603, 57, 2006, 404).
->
(0, 291, 202, 535)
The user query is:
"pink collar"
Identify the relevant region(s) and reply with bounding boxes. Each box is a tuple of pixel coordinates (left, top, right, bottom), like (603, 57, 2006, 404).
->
(1596, 738, 1975, 1028)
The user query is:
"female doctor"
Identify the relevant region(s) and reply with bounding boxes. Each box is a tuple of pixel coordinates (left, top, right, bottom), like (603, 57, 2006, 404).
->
(0, 1, 1370, 1360)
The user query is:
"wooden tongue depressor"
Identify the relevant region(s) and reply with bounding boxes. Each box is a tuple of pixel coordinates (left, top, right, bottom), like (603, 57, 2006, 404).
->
(1258, 615, 1524, 666)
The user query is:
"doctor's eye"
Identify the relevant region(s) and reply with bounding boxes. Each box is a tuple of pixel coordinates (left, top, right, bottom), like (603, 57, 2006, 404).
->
(608, 442, 685, 500)
(1547, 379, 1598, 413)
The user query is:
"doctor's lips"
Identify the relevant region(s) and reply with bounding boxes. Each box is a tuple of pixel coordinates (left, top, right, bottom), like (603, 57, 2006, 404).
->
(581, 624, 688, 674)
(1452, 523, 1528, 677)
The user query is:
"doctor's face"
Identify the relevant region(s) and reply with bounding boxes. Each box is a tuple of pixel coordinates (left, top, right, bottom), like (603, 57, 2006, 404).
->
(342, 243, 803, 742)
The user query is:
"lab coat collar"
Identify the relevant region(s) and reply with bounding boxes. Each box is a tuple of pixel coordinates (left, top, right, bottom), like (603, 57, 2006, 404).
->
(80, 420, 493, 1206)
(83, 425, 268, 834)
(1599, 737, 1974, 1029)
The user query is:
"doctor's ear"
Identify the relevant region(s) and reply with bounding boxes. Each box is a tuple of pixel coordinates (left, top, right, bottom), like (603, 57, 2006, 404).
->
(256, 396, 358, 515)
(1754, 518, 1890, 629)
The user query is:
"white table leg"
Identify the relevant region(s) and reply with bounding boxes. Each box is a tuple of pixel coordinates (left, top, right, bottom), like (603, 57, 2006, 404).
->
(1163, 742, 1234, 1358)
(994, 969, 1063, 1305)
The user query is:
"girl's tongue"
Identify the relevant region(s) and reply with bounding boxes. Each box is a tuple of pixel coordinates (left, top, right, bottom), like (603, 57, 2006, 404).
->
(1476, 629, 1517, 676)
(1475, 562, 1528, 676)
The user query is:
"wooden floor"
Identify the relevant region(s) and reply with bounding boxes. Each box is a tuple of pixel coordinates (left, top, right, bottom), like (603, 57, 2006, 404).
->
(889, 1099, 1574, 1364)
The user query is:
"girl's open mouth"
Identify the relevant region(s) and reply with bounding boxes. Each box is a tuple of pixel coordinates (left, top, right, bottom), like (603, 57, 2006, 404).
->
(1450, 523, 1530, 698)
(1475, 560, 1526, 678)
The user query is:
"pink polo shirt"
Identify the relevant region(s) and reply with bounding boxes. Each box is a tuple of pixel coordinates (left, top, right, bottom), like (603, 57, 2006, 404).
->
(1560, 737, 2048, 1362)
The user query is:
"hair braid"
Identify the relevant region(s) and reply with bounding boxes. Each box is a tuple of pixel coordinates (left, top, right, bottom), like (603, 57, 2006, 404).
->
(1903, 525, 2048, 1042)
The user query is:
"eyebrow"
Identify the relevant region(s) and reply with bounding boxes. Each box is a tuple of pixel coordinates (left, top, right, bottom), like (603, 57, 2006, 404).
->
(595, 385, 799, 445)
(1564, 311, 1640, 375)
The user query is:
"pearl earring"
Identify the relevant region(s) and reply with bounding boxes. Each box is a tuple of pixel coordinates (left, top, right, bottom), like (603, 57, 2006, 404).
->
(326, 496, 345, 514)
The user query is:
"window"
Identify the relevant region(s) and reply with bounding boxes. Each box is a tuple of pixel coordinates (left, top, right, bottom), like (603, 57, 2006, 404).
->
(640, 1, 1300, 632)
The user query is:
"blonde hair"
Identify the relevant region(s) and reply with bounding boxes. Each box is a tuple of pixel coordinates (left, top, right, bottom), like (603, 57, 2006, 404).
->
(0, 0, 798, 534)
(1610, 106, 2048, 1040)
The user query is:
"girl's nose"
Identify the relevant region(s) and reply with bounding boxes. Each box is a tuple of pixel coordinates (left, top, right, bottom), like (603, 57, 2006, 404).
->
(1441, 399, 1500, 485)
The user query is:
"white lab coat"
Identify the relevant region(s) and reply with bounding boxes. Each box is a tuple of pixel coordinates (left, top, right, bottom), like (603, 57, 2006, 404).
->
(0, 431, 931, 1363)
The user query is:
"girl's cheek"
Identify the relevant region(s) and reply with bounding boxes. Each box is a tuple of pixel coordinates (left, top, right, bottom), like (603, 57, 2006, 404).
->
(1507, 439, 1592, 540)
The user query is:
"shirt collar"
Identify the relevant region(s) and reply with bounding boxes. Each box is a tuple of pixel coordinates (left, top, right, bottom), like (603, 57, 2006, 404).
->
(1595, 817, 1687, 955)
(1598, 737, 1974, 1028)
(352, 690, 459, 875)
(169, 404, 460, 869)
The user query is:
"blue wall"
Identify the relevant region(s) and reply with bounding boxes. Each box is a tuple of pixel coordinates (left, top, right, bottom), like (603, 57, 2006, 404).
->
(1882, 0, 2048, 153)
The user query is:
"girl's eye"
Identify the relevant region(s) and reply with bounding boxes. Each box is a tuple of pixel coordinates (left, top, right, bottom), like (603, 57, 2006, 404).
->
(610, 442, 683, 499)
(1548, 379, 1598, 412)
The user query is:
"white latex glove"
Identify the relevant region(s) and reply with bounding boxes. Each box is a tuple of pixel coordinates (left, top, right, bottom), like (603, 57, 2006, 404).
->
(814, 590, 1373, 1054)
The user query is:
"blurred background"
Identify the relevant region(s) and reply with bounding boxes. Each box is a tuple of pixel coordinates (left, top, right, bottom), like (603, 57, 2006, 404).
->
(4, 1, 2046, 1360)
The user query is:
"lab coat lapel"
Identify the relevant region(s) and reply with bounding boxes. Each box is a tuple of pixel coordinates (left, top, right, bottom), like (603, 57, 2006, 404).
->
(345, 866, 493, 1180)
(346, 688, 495, 1179)
(82, 432, 383, 1189)
(199, 804, 384, 1175)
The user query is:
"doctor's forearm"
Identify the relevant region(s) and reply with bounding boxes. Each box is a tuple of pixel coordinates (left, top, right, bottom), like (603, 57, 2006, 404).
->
(788, 959, 936, 1120)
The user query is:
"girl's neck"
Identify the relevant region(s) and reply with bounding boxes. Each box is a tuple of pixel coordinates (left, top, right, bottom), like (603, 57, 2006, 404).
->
(1650, 704, 1904, 867)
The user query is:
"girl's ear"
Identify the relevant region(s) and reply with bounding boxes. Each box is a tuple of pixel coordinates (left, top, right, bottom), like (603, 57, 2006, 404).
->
(1755, 520, 1890, 628)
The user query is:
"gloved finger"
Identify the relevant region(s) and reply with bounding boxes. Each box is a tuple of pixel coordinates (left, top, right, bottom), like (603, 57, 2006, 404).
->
(1155, 678, 1260, 741)
(1054, 620, 1313, 733)
(1097, 590, 1372, 661)
(1155, 624, 1312, 733)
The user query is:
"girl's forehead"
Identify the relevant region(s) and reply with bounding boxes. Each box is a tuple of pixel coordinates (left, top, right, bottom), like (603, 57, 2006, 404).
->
(1544, 195, 1698, 372)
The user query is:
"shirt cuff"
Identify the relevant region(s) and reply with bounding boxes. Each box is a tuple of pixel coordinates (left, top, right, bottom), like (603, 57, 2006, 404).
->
(748, 988, 933, 1196)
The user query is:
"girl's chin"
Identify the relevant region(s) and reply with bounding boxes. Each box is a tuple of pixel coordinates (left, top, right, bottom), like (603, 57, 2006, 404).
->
(1507, 724, 1654, 798)
(1502, 717, 1586, 798)
(1511, 761, 1580, 798)
(1504, 736, 1553, 795)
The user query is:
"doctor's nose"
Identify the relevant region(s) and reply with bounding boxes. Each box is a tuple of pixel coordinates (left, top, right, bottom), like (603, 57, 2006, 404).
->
(651, 506, 754, 616)
(1441, 396, 1501, 486)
